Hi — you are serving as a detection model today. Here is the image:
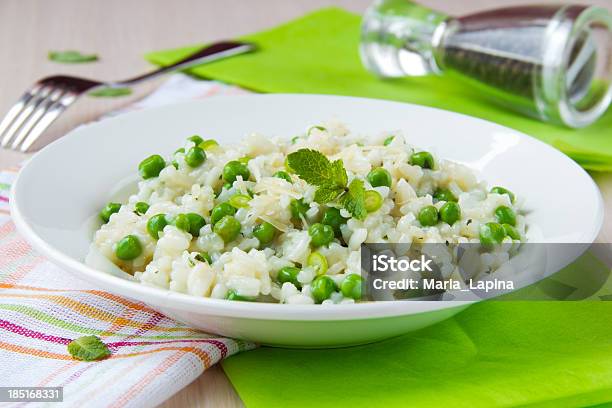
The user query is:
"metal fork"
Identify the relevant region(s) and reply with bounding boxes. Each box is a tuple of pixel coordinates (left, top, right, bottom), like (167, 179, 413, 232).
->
(0, 41, 255, 152)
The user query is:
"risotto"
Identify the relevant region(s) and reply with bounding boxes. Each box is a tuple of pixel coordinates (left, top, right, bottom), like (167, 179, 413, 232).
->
(92, 123, 525, 304)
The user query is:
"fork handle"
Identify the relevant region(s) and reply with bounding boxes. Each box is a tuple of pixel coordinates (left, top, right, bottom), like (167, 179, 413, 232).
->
(111, 41, 255, 87)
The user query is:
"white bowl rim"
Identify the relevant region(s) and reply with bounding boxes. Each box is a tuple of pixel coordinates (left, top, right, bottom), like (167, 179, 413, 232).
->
(10, 94, 604, 321)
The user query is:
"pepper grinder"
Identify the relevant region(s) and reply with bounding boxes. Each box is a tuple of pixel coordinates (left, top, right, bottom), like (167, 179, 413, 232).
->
(360, 1, 612, 127)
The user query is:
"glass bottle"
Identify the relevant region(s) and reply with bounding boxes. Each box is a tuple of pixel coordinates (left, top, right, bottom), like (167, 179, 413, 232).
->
(360, 1, 612, 128)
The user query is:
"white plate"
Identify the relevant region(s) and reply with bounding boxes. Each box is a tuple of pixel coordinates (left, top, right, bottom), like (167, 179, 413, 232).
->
(10, 95, 603, 347)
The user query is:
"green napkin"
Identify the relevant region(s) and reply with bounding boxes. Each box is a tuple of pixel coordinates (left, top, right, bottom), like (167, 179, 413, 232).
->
(146, 7, 612, 171)
(219, 252, 612, 408)
(221, 302, 612, 408)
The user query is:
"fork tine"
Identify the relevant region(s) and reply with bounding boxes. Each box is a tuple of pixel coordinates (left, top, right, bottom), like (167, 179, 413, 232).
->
(10, 87, 65, 149)
(0, 84, 42, 147)
(19, 90, 78, 152)
(1, 85, 52, 148)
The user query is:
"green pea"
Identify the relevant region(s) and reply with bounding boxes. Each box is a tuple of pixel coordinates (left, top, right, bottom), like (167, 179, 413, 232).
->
(321, 207, 347, 237)
(188, 135, 204, 145)
(277, 266, 301, 288)
(311, 275, 336, 303)
(100, 202, 121, 223)
(174, 147, 185, 154)
(503, 224, 521, 240)
(172, 160, 179, 170)
(479, 222, 506, 246)
(195, 252, 212, 264)
(147, 214, 168, 239)
(307, 251, 328, 275)
(223, 160, 250, 184)
(433, 188, 457, 202)
(229, 194, 251, 209)
(211, 202, 236, 225)
(226, 289, 256, 301)
(495, 206, 516, 226)
(383, 136, 395, 146)
(341, 274, 362, 300)
(185, 146, 206, 168)
(172, 214, 191, 232)
(410, 151, 434, 169)
(213, 215, 241, 242)
(418, 205, 439, 226)
(364, 190, 383, 213)
(308, 223, 334, 247)
(186, 213, 206, 236)
(273, 171, 292, 182)
(115, 235, 142, 260)
(138, 155, 166, 179)
(490, 186, 515, 203)
(439, 202, 461, 225)
(134, 202, 149, 215)
(253, 222, 276, 245)
(290, 198, 309, 220)
(199, 139, 219, 150)
(367, 168, 392, 188)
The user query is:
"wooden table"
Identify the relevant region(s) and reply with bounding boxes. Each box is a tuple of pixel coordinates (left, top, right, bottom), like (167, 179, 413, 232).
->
(1, 1, 610, 406)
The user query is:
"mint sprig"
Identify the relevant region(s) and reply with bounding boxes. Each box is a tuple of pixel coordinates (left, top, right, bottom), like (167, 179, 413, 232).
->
(67, 335, 111, 361)
(341, 179, 367, 221)
(287, 149, 366, 220)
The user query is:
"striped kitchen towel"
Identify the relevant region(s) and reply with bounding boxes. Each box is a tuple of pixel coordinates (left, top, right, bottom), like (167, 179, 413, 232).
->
(0, 76, 255, 408)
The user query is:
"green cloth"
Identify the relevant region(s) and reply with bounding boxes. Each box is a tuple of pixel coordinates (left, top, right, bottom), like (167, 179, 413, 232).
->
(219, 252, 612, 408)
(146, 7, 612, 171)
(145, 8, 612, 406)
(221, 302, 612, 408)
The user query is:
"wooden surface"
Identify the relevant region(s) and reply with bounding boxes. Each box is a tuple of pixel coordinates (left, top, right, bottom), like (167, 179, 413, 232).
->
(1, 1, 611, 407)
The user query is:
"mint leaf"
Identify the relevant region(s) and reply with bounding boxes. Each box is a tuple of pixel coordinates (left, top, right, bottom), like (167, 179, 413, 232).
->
(341, 179, 367, 220)
(314, 183, 344, 204)
(287, 149, 333, 186)
(330, 159, 348, 187)
(48, 50, 98, 63)
(88, 87, 132, 98)
(287, 149, 366, 219)
(67, 335, 110, 361)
